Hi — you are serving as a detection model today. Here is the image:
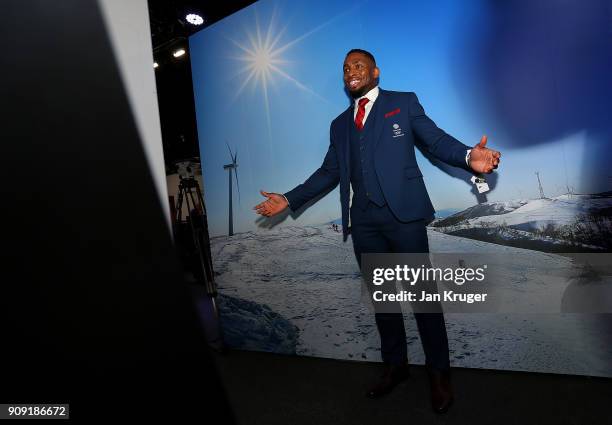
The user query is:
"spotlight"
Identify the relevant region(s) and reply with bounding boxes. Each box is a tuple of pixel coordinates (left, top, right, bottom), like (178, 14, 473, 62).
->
(153, 62, 159, 68)
(185, 13, 204, 26)
(173, 48, 186, 58)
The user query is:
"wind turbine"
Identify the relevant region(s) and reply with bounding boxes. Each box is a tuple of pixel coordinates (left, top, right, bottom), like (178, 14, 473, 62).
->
(535, 171, 545, 199)
(223, 142, 240, 236)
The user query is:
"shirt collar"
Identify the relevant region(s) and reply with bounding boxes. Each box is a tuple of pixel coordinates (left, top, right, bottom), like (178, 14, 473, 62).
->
(354, 86, 379, 108)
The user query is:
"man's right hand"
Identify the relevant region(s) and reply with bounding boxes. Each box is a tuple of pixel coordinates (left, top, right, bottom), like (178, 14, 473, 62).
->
(253, 190, 289, 217)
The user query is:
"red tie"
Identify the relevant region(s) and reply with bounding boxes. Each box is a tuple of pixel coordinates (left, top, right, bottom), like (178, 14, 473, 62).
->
(355, 97, 370, 131)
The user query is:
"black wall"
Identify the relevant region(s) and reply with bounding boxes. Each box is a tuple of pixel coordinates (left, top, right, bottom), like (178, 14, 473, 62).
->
(0, 1, 233, 421)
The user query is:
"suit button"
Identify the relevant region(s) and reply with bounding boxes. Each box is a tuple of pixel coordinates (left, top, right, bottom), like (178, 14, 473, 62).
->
(366, 192, 371, 197)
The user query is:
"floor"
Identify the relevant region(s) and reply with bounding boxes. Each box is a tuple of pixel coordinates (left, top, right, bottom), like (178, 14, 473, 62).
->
(212, 348, 612, 425)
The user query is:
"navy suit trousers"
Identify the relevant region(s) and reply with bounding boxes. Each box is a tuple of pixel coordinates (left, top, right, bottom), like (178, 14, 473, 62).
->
(350, 201, 450, 371)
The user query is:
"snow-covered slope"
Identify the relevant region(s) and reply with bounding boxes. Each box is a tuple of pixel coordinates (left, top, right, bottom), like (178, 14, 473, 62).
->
(433, 192, 612, 251)
(467, 194, 608, 229)
(210, 224, 612, 377)
(435, 200, 529, 226)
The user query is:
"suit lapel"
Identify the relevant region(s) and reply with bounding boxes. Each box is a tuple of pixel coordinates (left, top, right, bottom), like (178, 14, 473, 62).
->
(344, 104, 353, 174)
(371, 88, 388, 152)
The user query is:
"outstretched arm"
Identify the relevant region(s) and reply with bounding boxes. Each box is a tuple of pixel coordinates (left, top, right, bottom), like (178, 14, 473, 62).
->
(408, 92, 472, 170)
(283, 140, 340, 211)
(254, 135, 340, 217)
(409, 92, 500, 174)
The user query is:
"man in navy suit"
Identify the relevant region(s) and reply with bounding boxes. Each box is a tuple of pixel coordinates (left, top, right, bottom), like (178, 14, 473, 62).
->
(254, 49, 501, 413)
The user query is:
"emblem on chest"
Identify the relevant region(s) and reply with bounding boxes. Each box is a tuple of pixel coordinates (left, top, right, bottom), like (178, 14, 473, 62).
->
(392, 123, 405, 138)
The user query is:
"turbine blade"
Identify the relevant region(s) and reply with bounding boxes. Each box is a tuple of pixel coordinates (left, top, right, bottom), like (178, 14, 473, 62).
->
(234, 167, 241, 204)
(226, 140, 234, 160)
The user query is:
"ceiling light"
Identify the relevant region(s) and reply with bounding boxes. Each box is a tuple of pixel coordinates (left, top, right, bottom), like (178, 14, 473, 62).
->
(186, 13, 204, 25)
(173, 48, 186, 58)
(153, 62, 159, 68)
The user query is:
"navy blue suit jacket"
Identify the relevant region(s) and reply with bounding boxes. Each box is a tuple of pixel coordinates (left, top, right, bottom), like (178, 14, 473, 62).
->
(285, 89, 472, 241)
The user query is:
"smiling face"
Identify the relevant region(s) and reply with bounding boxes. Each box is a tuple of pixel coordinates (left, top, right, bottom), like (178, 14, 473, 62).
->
(343, 52, 380, 98)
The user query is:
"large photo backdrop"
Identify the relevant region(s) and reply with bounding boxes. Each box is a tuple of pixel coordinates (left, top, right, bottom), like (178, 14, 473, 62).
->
(190, 0, 612, 376)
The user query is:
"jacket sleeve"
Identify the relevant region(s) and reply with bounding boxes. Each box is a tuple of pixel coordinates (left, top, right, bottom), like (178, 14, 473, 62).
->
(408, 92, 472, 171)
(283, 127, 341, 211)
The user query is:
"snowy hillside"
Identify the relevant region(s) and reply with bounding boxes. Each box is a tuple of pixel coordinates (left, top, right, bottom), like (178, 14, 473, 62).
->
(434, 200, 529, 226)
(211, 224, 612, 377)
(433, 192, 612, 252)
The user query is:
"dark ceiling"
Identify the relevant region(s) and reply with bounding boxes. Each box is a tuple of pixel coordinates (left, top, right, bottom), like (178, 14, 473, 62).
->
(148, 0, 256, 49)
(147, 0, 257, 171)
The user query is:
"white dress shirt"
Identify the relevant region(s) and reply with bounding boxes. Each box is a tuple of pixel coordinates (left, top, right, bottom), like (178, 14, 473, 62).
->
(353, 86, 379, 126)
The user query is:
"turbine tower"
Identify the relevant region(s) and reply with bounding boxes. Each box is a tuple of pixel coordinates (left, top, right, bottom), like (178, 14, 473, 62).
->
(223, 143, 240, 236)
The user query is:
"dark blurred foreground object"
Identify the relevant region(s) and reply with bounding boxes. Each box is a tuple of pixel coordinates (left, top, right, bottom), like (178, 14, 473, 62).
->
(171, 163, 226, 352)
(0, 1, 234, 421)
(172, 160, 215, 294)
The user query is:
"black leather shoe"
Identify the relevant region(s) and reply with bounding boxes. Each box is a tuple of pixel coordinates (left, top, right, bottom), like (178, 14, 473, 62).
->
(427, 367, 454, 414)
(365, 364, 410, 399)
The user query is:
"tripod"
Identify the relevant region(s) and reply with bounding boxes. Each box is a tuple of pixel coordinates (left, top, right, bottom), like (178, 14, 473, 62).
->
(174, 176, 227, 352)
(175, 176, 216, 296)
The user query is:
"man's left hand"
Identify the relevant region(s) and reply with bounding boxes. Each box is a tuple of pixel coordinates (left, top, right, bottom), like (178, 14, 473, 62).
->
(469, 135, 501, 174)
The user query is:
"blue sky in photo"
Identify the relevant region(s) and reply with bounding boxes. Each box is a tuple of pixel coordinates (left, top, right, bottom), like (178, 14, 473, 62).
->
(190, 0, 609, 237)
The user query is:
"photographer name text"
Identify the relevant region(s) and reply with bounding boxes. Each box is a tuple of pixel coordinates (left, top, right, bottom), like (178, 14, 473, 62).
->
(372, 290, 487, 303)
(370, 264, 489, 304)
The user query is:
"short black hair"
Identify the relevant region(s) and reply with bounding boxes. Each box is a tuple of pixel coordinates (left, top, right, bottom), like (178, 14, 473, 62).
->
(346, 49, 376, 65)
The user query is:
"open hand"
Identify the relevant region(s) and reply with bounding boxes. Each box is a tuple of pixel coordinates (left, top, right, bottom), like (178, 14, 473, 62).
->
(253, 190, 289, 217)
(469, 135, 501, 174)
